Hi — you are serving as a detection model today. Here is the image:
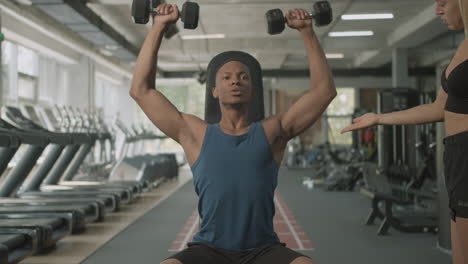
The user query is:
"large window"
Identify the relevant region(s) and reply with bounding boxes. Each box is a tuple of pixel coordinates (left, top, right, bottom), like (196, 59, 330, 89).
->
(17, 46, 39, 76)
(2, 41, 15, 68)
(17, 45, 39, 103)
(326, 88, 356, 145)
(145, 79, 206, 152)
(1, 41, 40, 104)
(95, 73, 120, 122)
(156, 82, 206, 119)
(2, 41, 17, 104)
(17, 74, 37, 100)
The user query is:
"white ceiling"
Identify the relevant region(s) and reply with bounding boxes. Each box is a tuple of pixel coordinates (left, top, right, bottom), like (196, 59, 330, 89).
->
(89, 0, 449, 71)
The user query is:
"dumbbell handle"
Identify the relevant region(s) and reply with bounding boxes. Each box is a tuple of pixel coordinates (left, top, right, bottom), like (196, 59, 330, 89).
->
(287, 12, 315, 20)
(151, 9, 170, 15)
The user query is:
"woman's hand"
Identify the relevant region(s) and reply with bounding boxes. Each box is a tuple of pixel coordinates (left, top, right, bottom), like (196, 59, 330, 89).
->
(341, 113, 380, 134)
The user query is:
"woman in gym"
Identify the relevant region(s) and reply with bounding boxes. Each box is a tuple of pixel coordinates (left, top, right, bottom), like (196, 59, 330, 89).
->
(342, 1, 468, 263)
(130, 3, 336, 264)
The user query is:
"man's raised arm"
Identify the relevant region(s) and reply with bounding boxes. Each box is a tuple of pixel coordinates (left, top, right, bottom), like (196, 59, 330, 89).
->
(279, 9, 337, 139)
(130, 4, 197, 143)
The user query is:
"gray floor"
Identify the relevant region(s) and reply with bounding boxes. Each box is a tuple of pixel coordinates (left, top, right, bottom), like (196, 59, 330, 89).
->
(82, 168, 452, 264)
(278, 168, 451, 264)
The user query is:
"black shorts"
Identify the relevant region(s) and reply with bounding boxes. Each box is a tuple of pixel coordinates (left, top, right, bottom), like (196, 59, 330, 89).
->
(164, 242, 311, 264)
(443, 131, 468, 221)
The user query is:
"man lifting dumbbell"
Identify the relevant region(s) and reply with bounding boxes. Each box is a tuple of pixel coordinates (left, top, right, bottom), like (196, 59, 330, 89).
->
(130, 2, 336, 264)
(132, 0, 199, 38)
(266, 1, 332, 34)
(132, 0, 198, 28)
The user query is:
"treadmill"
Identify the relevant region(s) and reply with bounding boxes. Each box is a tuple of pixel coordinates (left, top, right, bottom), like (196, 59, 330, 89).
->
(31, 106, 146, 196)
(2, 106, 133, 206)
(111, 118, 172, 186)
(50, 106, 147, 193)
(0, 128, 106, 220)
(0, 233, 34, 264)
(0, 124, 98, 232)
(21, 106, 138, 202)
(0, 134, 71, 260)
(0, 116, 119, 214)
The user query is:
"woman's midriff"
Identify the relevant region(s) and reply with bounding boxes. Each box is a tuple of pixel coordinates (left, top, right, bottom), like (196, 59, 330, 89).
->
(445, 111, 468, 137)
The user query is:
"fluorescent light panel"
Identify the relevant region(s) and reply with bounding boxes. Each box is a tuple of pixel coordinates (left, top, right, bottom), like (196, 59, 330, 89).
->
(326, 53, 344, 59)
(342, 13, 394, 20)
(329, 31, 374, 37)
(181, 34, 225, 40)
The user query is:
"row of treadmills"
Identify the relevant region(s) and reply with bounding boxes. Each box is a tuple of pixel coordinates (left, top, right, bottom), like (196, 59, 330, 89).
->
(0, 104, 179, 264)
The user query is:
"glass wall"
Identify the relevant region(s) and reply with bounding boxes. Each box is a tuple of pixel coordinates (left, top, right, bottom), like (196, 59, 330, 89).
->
(17, 45, 39, 103)
(135, 79, 206, 152)
(2, 40, 70, 107)
(326, 87, 356, 145)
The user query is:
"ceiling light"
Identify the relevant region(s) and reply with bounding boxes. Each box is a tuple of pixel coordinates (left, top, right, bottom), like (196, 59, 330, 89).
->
(341, 13, 394, 20)
(329, 31, 374, 37)
(326, 53, 344, 59)
(181, 34, 225, 40)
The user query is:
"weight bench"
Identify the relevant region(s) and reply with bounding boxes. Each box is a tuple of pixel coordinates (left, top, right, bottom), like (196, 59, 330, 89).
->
(360, 162, 438, 235)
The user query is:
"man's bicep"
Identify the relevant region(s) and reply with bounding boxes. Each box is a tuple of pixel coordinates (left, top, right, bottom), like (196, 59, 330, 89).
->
(280, 90, 334, 139)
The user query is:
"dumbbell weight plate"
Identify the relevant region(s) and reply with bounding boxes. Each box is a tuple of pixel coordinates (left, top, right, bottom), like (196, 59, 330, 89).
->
(313, 1, 332, 27)
(132, 0, 150, 24)
(181, 2, 199, 29)
(265, 9, 286, 35)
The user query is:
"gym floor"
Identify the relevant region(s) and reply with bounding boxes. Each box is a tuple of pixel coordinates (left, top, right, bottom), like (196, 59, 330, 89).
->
(21, 167, 451, 264)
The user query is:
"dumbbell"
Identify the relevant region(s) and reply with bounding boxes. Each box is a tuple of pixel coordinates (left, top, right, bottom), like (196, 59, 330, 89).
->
(132, 0, 199, 29)
(265, 1, 332, 35)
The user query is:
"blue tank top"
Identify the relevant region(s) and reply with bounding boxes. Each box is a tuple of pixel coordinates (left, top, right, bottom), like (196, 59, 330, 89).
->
(191, 121, 280, 251)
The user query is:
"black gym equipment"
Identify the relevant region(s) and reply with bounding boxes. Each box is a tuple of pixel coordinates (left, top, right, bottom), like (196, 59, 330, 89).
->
(0, 218, 69, 252)
(265, 1, 332, 35)
(23, 104, 175, 194)
(2, 106, 135, 206)
(39, 105, 172, 190)
(0, 122, 99, 232)
(0, 111, 117, 216)
(0, 233, 34, 264)
(0, 101, 177, 262)
(132, 0, 199, 29)
(0, 133, 74, 260)
(377, 88, 419, 171)
(108, 119, 177, 185)
(361, 163, 438, 235)
(359, 88, 439, 235)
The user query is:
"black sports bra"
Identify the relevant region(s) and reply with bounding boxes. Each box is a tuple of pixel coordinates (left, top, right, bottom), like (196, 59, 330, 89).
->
(441, 59, 468, 114)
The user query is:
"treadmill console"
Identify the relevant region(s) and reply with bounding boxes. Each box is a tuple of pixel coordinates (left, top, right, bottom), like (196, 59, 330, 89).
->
(2, 106, 44, 130)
